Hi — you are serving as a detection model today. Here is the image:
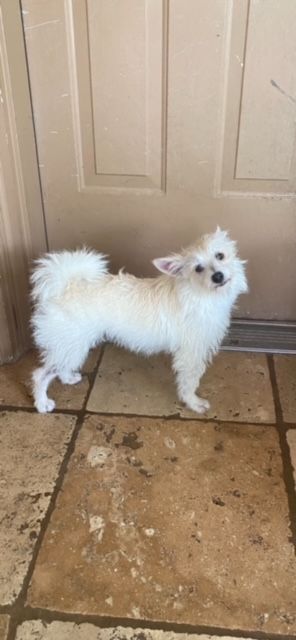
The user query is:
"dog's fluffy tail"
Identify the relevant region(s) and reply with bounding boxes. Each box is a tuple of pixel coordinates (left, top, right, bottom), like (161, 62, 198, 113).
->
(31, 248, 109, 303)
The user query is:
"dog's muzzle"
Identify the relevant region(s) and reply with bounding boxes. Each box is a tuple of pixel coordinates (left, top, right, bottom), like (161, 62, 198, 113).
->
(212, 271, 224, 285)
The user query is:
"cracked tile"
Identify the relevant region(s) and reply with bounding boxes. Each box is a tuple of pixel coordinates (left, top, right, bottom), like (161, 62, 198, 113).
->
(87, 347, 275, 423)
(15, 621, 257, 640)
(0, 411, 75, 604)
(28, 414, 296, 634)
(274, 355, 296, 423)
(0, 351, 89, 411)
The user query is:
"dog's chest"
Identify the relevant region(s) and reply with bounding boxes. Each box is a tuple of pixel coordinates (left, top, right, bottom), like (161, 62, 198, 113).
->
(185, 298, 231, 341)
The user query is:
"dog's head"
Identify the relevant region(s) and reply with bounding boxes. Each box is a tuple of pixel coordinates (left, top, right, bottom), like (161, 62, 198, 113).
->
(153, 227, 248, 297)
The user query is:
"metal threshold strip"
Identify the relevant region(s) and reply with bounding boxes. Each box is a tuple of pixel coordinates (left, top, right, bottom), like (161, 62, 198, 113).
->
(222, 320, 296, 354)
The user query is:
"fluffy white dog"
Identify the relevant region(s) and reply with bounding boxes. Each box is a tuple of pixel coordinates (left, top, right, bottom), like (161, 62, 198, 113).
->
(31, 228, 247, 414)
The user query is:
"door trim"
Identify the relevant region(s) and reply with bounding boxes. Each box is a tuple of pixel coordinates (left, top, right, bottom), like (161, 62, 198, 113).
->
(0, 0, 47, 363)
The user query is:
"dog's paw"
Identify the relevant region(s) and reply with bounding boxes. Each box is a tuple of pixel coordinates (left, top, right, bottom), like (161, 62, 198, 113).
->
(35, 398, 56, 413)
(186, 396, 210, 414)
(59, 372, 82, 385)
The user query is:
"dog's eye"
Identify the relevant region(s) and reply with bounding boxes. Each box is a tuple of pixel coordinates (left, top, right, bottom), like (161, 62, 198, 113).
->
(195, 264, 204, 273)
(215, 252, 224, 261)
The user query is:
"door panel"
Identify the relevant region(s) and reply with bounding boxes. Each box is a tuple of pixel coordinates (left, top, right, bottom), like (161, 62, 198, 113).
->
(22, 0, 296, 320)
(221, 0, 296, 191)
(69, 0, 167, 189)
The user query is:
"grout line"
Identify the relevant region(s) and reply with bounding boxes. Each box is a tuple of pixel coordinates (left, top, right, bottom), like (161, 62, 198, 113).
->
(7, 613, 17, 640)
(0, 404, 80, 415)
(267, 355, 296, 553)
(84, 409, 281, 428)
(5, 604, 296, 640)
(4, 349, 105, 639)
(2, 400, 296, 429)
(9, 416, 83, 611)
(82, 346, 106, 412)
(2, 401, 296, 429)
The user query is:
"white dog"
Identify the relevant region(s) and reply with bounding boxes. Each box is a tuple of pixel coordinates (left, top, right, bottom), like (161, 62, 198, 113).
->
(31, 228, 247, 414)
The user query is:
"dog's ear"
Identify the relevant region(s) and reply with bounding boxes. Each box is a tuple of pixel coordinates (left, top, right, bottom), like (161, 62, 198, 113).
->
(152, 253, 184, 276)
(214, 226, 229, 240)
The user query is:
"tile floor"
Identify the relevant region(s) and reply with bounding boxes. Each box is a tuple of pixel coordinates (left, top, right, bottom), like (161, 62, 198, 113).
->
(0, 346, 295, 640)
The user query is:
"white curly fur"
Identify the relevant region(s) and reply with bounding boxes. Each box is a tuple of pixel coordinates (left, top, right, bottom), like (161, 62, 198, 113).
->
(31, 228, 247, 413)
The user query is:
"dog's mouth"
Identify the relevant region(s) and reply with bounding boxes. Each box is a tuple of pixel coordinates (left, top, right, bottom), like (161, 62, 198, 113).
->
(215, 278, 231, 289)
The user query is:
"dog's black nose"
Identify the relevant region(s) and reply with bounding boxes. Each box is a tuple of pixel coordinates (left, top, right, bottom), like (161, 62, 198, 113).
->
(212, 271, 224, 284)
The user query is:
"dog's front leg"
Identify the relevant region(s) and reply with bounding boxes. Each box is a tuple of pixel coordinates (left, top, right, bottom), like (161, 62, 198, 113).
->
(173, 350, 210, 414)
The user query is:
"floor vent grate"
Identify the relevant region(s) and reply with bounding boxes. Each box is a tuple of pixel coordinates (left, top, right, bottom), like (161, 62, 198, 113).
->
(222, 321, 296, 354)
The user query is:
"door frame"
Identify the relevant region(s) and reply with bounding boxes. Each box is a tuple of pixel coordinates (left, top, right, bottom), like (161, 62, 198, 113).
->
(0, 0, 47, 362)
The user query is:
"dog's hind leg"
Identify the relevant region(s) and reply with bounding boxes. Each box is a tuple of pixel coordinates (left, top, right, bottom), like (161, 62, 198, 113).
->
(57, 343, 91, 386)
(32, 365, 57, 413)
(58, 371, 82, 385)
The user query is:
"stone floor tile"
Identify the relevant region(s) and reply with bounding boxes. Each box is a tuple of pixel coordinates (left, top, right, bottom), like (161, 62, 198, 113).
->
(49, 377, 89, 411)
(0, 411, 75, 604)
(0, 351, 89, 411)
(0, 616, 9, 640)
(15, 621, 256, 640)
(0, 351, 34, 407)
(28, 415, 296, 634)
(200, 351, 274, 423)
(87, 347, 179, 416)
(274, 355, 296, 423)
(88, 347, 275, 423)
(287, 430, 296, 488)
